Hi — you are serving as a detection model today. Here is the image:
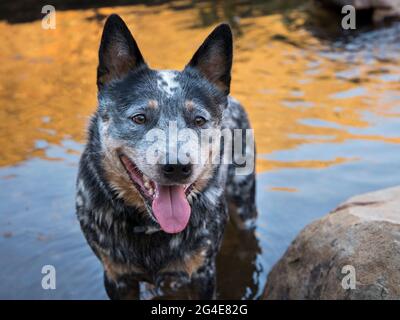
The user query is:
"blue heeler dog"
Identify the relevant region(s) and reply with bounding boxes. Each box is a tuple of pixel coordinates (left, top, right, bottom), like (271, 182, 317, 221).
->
(76, 14, 257, 299)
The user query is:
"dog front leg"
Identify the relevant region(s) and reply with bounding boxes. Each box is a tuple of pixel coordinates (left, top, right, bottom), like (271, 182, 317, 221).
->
(103, 272, 140, 300)
(190, 260, 217, 300)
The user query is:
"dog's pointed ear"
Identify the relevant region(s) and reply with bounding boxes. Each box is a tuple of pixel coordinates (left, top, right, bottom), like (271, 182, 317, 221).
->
(97, 14, 146, 89)
(185, 24, 232, 95)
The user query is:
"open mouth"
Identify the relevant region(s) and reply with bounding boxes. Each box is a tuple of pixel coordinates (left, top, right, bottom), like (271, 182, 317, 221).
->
(119, 154, 193, 234)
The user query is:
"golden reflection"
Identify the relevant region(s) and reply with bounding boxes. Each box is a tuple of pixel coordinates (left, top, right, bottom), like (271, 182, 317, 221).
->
(269, 187, 298, 193)
(0, 2, 399, 170)
(257, 157, 356, 173)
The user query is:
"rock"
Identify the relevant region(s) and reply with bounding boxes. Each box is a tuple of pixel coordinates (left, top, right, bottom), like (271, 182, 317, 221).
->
(317, 0, 400, 23)
(263, 186, 400, 299)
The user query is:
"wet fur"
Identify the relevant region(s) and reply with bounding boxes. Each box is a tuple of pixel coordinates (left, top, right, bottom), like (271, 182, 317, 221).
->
(76, 14, 256, 299)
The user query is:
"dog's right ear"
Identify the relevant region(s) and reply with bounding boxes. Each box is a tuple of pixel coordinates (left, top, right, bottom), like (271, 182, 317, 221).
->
(97, 14, 147, 89)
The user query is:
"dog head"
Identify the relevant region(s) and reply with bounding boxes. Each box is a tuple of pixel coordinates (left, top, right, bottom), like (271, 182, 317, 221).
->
(96, 14, 232, 233)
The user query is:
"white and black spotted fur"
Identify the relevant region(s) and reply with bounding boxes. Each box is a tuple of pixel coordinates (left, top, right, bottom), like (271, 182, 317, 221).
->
(76, 14, 257, 299)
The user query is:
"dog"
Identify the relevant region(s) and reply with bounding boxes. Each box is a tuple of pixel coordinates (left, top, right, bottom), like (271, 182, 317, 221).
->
(76, 14, 257, 299)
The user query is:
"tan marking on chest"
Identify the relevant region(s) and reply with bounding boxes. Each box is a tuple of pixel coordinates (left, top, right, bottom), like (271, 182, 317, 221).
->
(161, 248, 207, 277)
(96, 245, 143, 282)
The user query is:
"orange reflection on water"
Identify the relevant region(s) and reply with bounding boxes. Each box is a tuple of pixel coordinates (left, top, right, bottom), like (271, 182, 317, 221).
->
(0, 2, 399, 173)
(269, 186, 298, 193)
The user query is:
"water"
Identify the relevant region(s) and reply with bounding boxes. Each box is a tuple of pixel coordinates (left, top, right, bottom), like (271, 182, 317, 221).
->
(0, 1, 399, 299)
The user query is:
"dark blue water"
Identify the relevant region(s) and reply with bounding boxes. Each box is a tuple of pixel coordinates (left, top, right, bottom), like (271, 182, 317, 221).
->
(0, 5, 399, 299)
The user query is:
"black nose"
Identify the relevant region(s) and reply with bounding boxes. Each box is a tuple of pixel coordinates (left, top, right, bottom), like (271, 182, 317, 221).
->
(162, 164, 192, 180)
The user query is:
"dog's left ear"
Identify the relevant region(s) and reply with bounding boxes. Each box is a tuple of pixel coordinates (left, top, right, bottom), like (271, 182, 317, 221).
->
(185, 24, 233, 95)
(97, 14, 147, 89)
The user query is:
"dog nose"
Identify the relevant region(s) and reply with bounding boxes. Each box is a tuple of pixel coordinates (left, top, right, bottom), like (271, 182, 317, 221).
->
(162, 164, 192, 180)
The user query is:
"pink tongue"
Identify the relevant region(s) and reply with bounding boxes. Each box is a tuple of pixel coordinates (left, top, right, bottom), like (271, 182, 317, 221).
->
(152, 184, 191, 234)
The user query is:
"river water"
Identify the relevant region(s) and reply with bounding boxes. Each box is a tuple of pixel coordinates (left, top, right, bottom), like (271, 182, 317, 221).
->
(0, 1, 399, 299)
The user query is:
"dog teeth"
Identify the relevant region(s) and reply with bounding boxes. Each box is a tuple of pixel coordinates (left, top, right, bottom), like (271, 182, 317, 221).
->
(143, 175, 150, 183)
(143, 179, 154, 196)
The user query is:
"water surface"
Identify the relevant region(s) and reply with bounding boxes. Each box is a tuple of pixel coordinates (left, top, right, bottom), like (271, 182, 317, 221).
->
(0, 1, 399, 299)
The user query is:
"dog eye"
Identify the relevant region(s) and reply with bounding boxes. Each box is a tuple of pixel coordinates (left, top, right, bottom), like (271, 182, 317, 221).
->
(194, 116, 207, 127)
(132, 114, 146, 125)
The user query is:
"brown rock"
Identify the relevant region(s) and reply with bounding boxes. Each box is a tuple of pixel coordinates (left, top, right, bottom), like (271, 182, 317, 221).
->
(263, 186, 400, 299)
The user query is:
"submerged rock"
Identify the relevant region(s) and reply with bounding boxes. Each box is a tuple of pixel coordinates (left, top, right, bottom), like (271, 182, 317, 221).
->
(263, 186, 400, 299)
(317, 0, 400, 23)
